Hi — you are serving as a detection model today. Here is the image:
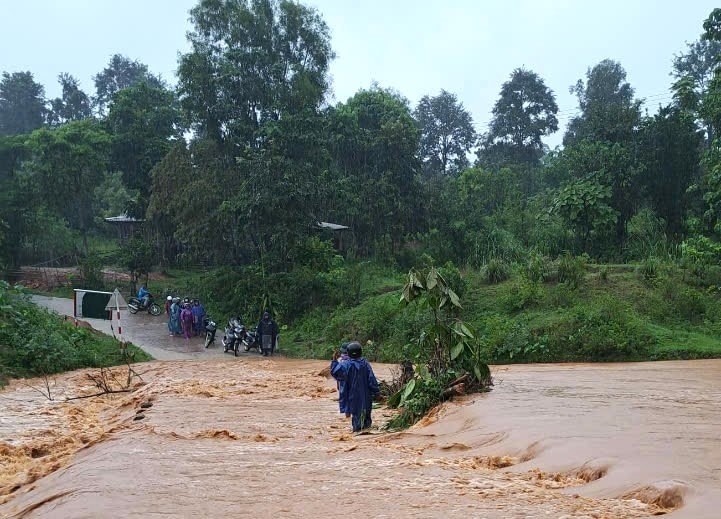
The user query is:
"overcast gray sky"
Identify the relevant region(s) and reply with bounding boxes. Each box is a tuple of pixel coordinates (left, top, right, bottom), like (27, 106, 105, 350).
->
(1, 0, 717, 147)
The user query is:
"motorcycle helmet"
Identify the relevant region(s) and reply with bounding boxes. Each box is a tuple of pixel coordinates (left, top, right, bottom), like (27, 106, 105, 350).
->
(339, 342, 349, 354)
(166, 296, 172, 301)
(347, 341, 362, 358)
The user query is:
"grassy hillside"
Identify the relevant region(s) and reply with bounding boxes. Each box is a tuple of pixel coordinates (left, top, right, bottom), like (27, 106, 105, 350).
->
(282, 261, 721, 363)
(24, 258, 721, 366)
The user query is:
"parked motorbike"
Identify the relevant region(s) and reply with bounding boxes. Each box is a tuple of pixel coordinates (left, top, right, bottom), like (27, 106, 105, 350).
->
(128, 294, 162, 316)
(222, 317, 245, 356)
(204, 317, 217, 349)
(242, 326, 262, 353)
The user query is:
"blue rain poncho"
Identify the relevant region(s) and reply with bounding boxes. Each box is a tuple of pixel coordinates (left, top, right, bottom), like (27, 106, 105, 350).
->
(335, 352, 350, 414)
(170, 302, 182, 334)
(331, 357, 380, 432)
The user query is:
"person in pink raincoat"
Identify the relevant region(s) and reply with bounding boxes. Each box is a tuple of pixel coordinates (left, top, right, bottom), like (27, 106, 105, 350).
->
(180, 303, 194, 340)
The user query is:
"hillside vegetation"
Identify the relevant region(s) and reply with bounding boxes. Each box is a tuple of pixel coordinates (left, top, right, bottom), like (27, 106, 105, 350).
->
(0, 281, 151, 387)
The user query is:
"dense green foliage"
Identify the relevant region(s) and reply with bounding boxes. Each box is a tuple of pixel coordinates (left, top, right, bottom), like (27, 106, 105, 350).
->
(278, 258, 721, 365)
(0, 281, 151, 386)
(4, 2, 721, 379)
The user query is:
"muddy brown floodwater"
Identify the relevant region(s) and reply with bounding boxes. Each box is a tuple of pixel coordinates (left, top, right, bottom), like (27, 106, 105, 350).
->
(1, 298, 720, 518)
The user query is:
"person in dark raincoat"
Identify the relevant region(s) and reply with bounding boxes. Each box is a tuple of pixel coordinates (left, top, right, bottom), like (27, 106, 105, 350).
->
(330, 341, 379, 432)
(257, 311, 279, 356)
(191, 299, 206, 336)
(333, 343, 351, 417)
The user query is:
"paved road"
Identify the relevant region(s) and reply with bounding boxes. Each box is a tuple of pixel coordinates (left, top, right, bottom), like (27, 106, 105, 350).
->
(31, 295, 246, 361)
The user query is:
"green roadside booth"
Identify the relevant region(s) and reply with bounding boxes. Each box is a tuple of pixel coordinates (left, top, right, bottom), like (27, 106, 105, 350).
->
(73, 289, 114, 319)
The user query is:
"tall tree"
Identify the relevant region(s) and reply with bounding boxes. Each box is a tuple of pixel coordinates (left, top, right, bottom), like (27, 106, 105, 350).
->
(93, 54, 163, 114)
(479, 68, 558, 168)
(48, 73, 92, 125)
(164, 0, 335, 265)
(0, 135, 31, 266)
(638, 106, 702, 237)
(177, 0, 334, 145)
(0, 71, 46, 136)
(106, 80, 182, 211)
(26, 119, 111, 252)
(327, 87, 421, 254)
(547, 140, 643, 252)
(671, 39, 721, 143)
(697, 9, 721, 237)
(564, 59, 641, 146)
(672, 39, 721, 97)
(415, 90, 475, 176)
(703, 8, 721, 42)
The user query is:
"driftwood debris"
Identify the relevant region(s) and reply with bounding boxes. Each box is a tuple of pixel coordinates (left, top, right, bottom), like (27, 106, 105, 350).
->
(442, 383, 466, 399)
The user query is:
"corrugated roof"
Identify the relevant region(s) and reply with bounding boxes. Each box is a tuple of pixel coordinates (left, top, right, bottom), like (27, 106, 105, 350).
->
(317, 221, 349, 231)
(104, 214, 145, 223)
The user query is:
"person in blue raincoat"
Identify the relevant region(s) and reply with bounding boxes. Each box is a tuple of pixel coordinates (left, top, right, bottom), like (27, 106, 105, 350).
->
(137, 284, 150, 309)
(191, 299, 206, 336)
(334, 343, 351, 417)
(330, 341, 379, 432)
(170, 297, 182, 335)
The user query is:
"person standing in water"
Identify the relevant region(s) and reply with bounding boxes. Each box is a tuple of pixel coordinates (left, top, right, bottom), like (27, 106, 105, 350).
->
(333, 343, 351, 418)
(331, 341, 379, 432)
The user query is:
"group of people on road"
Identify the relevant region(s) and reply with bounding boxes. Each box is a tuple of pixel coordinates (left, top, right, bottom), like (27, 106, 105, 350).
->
(166, 296, 206, 340)
(331, 341, 380, 432)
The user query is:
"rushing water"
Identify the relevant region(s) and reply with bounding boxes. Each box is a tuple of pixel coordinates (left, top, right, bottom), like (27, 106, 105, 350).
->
(1, 298, 719, 518)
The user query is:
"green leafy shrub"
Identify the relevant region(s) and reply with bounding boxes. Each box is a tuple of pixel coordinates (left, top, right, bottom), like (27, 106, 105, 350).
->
(545, 283, 577, 308)
(78, 251, 105, 290)
(556, 252, 586, 288)
(493, 320, 550, 362)
(637, 256, 660, 282)
(438, 261, 467, 299)
(599, 265, 608, 282)
(625, 208, 668, 261)
(474, 227, 527, 266)
(672, 287, 707, 323)
(0, 282, 151, 385)
(545, 298, 654, 361)
(482, 258, 511, 284)
(500, 279, 544, 312)
(387, 375, 447, 429)
(680, 236, 721, 283)
(525, 251, 550, 283)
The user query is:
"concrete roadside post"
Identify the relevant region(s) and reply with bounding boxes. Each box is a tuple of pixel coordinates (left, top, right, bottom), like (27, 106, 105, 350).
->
(105, 288, 128, 353)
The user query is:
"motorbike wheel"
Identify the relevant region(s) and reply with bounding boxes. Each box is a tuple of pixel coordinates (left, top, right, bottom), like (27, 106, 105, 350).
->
(128, 305, 138, 314)
(149, 303, 162, 316)
(205, 334, 212, 349)
(233, 342, 238, 357)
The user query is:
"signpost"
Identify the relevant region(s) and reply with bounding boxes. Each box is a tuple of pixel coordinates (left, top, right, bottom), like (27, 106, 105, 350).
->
(105, 288, 128, 350)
